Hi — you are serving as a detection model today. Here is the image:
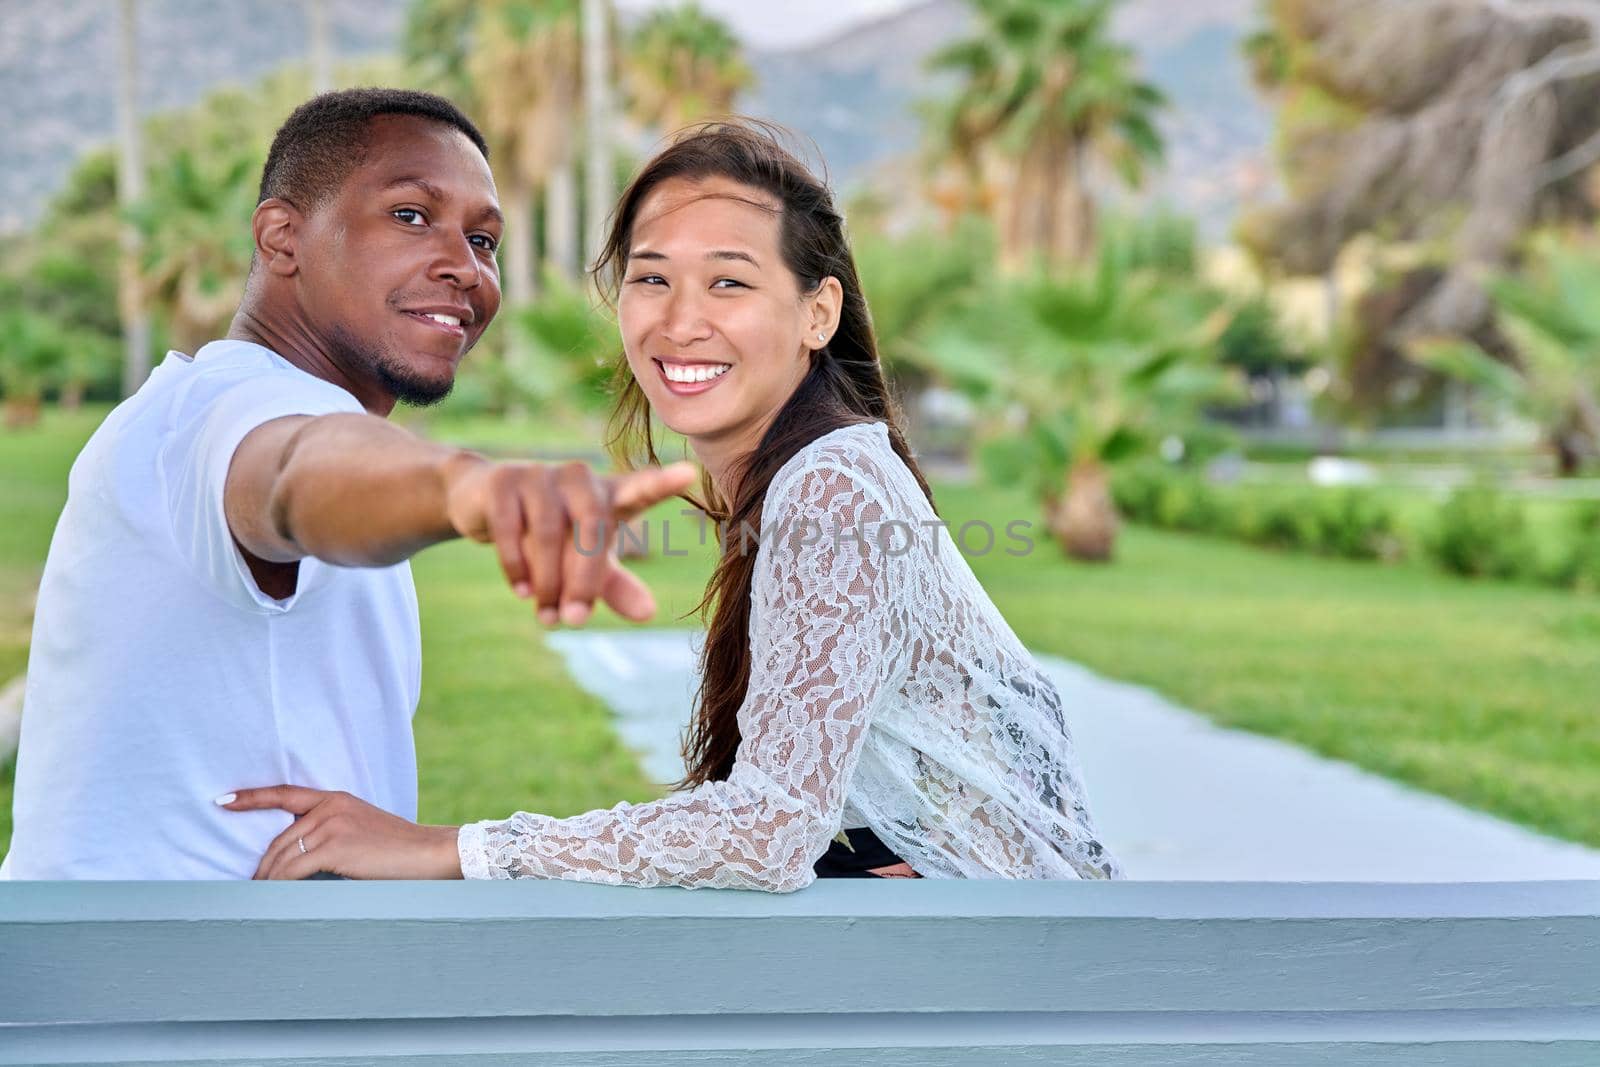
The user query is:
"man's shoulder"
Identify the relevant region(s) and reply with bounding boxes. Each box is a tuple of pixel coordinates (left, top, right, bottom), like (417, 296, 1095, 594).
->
(129, 341, 363, 443)
(180, 340, 356, 404)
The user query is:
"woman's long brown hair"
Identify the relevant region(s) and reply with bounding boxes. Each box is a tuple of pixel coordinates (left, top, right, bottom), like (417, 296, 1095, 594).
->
(593, 120, 935, 790)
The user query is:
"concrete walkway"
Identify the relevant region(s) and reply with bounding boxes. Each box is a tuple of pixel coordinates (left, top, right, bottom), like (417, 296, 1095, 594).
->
(544, 629, 1600, 881)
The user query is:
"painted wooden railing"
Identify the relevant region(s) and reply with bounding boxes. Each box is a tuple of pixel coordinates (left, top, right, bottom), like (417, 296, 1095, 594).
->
(2, 880, 1597, 1064)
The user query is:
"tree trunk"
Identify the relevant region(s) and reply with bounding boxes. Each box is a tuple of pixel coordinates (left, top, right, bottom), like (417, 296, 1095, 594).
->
(503, 187, 538, 417)
(1323, 268, 1340, 337)
(1001, 142, 1050, 274)
(546, 162, 580, 282)
(3, 394, 42, 430)
(505, 187, 538, 308)
(115, 0, 151, 398)
(582, 0, 614, 275)
(1055, 143, 1096, 270)
(305, 0, 332, 94)
(1553, 433, 1582, 477)
(1049, 458, 1119, 562)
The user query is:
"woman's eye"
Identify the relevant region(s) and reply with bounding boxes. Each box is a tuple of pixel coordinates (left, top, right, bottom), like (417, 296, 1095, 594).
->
(392, 208, 425, 226)
(712, 278, 747, 289)
(628, 274, 666, 285)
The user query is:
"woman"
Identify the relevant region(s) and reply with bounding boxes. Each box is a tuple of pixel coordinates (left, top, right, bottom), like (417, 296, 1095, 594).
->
(224, 121, 1121, 886)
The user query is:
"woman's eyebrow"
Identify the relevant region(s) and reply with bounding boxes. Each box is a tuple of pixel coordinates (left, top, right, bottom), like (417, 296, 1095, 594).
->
(630, 249, 761, 267)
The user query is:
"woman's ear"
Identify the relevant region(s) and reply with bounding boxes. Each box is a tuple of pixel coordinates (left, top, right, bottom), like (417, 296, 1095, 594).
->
(806, 276, 844, 350)
(252, 198, 302, 278)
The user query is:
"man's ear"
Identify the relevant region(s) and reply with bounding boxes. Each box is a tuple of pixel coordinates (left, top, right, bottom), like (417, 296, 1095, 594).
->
(806, 275, 844, 350)
(252, 198, 302, 278)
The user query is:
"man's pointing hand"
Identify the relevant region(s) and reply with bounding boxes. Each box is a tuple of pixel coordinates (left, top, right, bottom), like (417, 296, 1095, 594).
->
(444, 456, 698, 625)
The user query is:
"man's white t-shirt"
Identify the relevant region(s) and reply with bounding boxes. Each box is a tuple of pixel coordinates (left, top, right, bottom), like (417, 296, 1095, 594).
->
(1, 339, 421, 879)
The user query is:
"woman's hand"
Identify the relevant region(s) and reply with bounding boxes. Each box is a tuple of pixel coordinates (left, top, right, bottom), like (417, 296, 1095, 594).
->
(218, 786, 464, 880)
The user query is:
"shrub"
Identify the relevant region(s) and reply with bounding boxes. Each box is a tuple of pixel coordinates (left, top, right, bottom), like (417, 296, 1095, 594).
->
(1312, 489, 1401, 561)
(1246, 492, 1323, 552)
(1552, 501, 1600, 592)
(1425, 486, 1535, 579)
(1153, 475, 1224, 533)
(1110, 463, 1169, 523)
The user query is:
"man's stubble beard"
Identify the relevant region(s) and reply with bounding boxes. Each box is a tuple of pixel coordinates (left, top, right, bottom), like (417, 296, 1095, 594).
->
(326, 321, 457, 408)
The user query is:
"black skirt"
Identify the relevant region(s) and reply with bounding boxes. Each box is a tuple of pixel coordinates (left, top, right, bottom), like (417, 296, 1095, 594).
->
(812, 826, 918, 879)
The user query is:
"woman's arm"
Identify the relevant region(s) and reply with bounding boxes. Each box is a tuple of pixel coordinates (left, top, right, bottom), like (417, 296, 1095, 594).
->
(227, 462, 911, 888)
(459, 463, 912, 891)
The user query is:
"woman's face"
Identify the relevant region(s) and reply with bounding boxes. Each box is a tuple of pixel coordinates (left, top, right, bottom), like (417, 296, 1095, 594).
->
(617, 175, 840, 456)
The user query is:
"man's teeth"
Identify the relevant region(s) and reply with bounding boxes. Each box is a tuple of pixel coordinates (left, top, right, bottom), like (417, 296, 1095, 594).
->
(424, 313, 461, 327)
(661, 362, 731, 384)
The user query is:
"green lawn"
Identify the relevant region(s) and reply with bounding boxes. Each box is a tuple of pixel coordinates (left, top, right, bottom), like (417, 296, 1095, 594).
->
(2, 410, 1598, 861)
(0, 407, 107, 684)
(411, 542, 662, 825)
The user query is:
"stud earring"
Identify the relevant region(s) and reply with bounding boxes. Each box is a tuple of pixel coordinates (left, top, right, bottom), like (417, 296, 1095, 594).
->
(817, 333, 826, 342)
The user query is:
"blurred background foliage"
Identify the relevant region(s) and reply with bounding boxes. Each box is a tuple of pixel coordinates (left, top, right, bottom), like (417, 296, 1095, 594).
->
(6, 0, 1600, 569)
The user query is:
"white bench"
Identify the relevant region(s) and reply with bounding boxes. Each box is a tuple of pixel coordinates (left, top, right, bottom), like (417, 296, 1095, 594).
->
(2, 880, 1597, 1063)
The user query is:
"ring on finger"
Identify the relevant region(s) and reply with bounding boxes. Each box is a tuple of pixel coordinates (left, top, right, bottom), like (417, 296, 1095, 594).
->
(298, 836, 308, 855)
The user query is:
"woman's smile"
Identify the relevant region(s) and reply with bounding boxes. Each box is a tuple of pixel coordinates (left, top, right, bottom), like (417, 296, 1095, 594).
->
(653, 357, 733, 396)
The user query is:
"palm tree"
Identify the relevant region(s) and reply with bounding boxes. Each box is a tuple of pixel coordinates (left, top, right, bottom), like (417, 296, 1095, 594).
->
(1418, 234, 1600, 476)
(466, 0, 584, 298)
(130, 144, 259, 355)
(927, 0, 1165, 273)
(401, 0, 479, 106)
(0, 310, 65, 428)
(623, 3, 751, 135)
(923, 237, 1236, 560)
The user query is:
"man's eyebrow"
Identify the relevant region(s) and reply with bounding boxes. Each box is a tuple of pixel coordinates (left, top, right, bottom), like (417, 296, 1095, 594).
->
(381, 176, 504, 227)
(629, 249, 761, 267)
(381, 176, 445, 199)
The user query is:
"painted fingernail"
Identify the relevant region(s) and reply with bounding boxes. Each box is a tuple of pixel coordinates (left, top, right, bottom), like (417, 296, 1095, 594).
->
(538, 608, 559, 626)
(213, 793, 237, 806)
(513, 581, 531, 599)
(561, 602, 591, 627)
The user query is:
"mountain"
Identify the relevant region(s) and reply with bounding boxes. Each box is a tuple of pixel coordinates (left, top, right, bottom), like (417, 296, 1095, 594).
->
(0, 0, 411, 234)
(1, 0, 1271, 238)
(742, 0, 1272, 237)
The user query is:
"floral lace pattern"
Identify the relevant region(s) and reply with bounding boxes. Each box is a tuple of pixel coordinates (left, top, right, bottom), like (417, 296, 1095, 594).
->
(459, 423, 1121, 887)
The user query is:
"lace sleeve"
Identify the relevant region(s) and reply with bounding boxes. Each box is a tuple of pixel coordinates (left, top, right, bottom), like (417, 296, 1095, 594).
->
(458, 461, 910, 891)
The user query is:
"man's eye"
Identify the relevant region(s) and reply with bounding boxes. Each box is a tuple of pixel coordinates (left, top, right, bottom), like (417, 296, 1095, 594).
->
(392, 208, 425, 225)
(470, 234, 498, 251)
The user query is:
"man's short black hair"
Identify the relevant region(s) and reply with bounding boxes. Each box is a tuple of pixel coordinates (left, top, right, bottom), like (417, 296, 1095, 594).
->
(257, 88, 490, 212)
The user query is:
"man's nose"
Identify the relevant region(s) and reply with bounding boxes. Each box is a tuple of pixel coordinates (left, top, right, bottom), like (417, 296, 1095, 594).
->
(430, 230, 483, 290)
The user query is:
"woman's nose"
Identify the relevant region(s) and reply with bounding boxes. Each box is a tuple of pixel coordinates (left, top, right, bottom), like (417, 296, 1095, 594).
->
(660, 291, 713, 346)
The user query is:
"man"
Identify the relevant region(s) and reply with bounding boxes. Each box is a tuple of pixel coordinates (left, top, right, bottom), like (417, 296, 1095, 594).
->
(0, 89, 692, 879)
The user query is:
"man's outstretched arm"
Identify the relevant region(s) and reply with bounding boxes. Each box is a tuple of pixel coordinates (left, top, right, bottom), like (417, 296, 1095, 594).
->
(224, 412, 695, 623)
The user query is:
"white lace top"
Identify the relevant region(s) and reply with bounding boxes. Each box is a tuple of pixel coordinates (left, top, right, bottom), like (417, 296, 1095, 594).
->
(457, 422, 1121, 888)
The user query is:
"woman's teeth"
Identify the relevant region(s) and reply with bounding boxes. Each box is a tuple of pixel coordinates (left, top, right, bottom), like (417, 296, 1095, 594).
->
(661, 362, 731, 384)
